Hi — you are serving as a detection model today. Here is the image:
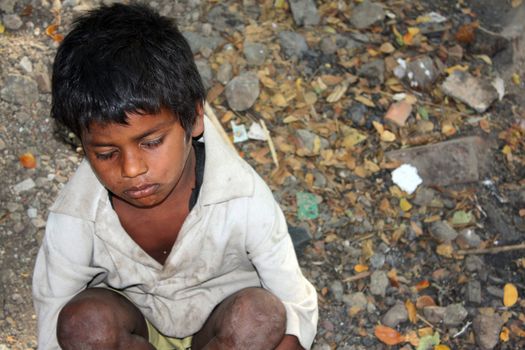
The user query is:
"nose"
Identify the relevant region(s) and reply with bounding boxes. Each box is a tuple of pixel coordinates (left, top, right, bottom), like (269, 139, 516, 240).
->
(121, 150, 148, 178)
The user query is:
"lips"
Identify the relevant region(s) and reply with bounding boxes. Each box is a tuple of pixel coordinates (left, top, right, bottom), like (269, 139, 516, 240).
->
(124, 183, 159, 199)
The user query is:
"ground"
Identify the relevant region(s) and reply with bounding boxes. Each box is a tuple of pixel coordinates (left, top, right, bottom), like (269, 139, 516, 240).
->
(0, 0, 524, 349)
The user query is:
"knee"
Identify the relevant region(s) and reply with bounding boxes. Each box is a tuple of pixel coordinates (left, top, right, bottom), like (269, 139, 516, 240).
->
(223, 288, 287, 346)
(57, 289, 121, 349)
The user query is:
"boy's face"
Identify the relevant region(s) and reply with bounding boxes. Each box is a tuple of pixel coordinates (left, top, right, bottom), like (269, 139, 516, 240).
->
(82, 107, 204, 208)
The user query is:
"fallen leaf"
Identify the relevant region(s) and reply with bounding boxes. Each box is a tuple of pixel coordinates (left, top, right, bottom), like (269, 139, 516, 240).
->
(381, 130, 397, 142)
(380, 42, 396, 54)
(445, 65, 469, 75)
(327, 83, 348, 103)
(354, 264, 369, 273)
(400, 198, 412, 211)
(374, 325, 404, 346)
(355, 95, 375, 107)
(406, 300, 417, 323)
(434, 345, 451, 350)
(436, 243, 454, 258)
(500, 327, 510, 342)
(416, 295, 436, 309)
(384, 100, 413, 127)
(512, 73, 521, 85)
(455, 22, 477, 45)
(415, 280, 430, 292)
(404, 331, 420, 346)
(45, 23, 64, 42)
(479, 119, 491, 133)
(19, 152, 37, 169)
(342, 128, 367, 148)
(416, 332, 440, 350)
(512, 0, 523, 8)
(504, 283, 519, 307)
(475, 54, 492, 65)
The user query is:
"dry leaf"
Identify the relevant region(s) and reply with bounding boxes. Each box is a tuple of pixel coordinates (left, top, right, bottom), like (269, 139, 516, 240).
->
(355, 95, 375, 107)
(504, 283, 519, 307)
(436, 243, 454, 258)
(380, 42, 396, 54)
(406, 300, 417, 323)
(479, 119, 491, 133)
(500, 327, 510, 342)
(374, 325, 404, 346)
(400, 198, 412, 211)
(327, 83, 348, 103)
(512, 0, 523, 8)
(415, 280, 430, 292)
(381, 130, 397, 142)
(434, 345, 451, 350)
(456, 23, 477, 44)
(19, 152, 37, 169)
(45, 23, 63, 42)
(384, 100, 413, 127)
(354, 264, 369, 273)
(271, 93, 288, 107)
(416, 295, 436, 309)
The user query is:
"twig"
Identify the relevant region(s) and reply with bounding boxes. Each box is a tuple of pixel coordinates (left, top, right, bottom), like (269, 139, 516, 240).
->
(416, 314, 442, 334)
(342, 271, 372, 283)
(204, 102, 235, 151)
(457, 243, 525, 256)
(260, 119, 279, 168)
(453, 321, 472, 338)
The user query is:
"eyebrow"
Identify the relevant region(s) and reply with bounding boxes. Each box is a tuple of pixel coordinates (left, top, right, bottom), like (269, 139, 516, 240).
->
(87, 120, 174, 148)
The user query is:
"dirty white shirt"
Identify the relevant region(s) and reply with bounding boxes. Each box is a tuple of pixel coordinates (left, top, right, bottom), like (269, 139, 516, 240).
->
(32, 116, 318, 349)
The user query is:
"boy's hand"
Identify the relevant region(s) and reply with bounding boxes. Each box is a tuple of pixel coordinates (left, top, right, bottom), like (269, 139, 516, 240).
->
(275, 335, 305, 350)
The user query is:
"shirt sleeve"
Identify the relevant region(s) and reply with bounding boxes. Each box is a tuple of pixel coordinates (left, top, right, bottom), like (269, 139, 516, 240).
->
(32, 212, 106, 350)
(245, 182, 318, 349)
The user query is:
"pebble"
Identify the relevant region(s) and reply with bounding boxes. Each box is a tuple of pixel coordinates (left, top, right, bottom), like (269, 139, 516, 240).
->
(381, 302, 408, 327)
(19, 57, 33, 73)
(350, 2, 385, 29)
(457, 228, 482, 248)
(465, 255, 485, 272)
(2, 14, 23, 30)
(370, 253, 385, 269)
(473, 314, 504, 350)
(27, 208, 37, 219)
(278, 31, 309, 59)
(441, 71, 499, 113)
(0, 0, 16, 13)
(330, 280, 344, 302)
(357, 59, 385, 85)
(289, 0, 320, 26)
(207, 3, 244, 33)
(296, 129, 329, 154)
(194, 60, 212, 90)
(225, 72, 260, 111)
(345, 103, 368, 127)
(342, 292, 368, 310)
(216, 62, 232, 85)
(31, 217, 47, 229)
(369, 270, 389, 297)
(413, 187, 437, 206)
(13, 178, 36, 194)
(443, 303, 468, 326)
(423, 306, 446, 323)
(243, 42, 267, 66)
(0, 138, 5, 151)
(405, 56, 439, 91)
(428, 220, 458, 243)
(0, 74, 39, 106)
(466, 280, 482, 304)
(182, 32, 224, 55)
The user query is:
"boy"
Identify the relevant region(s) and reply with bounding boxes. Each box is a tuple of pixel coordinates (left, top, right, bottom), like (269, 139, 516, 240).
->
(32, 3, 318, 350)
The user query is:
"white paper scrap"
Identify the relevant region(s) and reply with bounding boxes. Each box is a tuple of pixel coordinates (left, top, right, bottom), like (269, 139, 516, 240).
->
(391, 164, 422, 194)
(231, 121, 248, 143)
(247, 122, 267, 141)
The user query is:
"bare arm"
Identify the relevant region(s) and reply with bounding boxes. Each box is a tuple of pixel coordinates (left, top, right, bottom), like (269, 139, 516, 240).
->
(275, 335, 305, 350)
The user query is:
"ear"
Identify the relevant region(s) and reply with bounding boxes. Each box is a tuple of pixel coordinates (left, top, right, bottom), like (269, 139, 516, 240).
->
(191, 101, 205, 137)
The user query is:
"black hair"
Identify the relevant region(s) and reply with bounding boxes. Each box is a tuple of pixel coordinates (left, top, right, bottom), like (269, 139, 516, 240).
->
(51, 3, 205, 138)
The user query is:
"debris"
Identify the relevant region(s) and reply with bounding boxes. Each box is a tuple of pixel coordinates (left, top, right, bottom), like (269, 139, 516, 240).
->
(296, 191, 319, 220)
(247, 123, 266, 141)
(441, 71, 499, 113)
(19, 152, 37, 169)
(503, 283, 518, 307)
(384, 100, 413, 127)
(231, 121, 248, 143)
(391, 164, 423, 195)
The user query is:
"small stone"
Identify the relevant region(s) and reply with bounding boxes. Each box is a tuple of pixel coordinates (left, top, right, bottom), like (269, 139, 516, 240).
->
(19, 56, 33, 73)
(466, 280, 482, 304)
(243, 42, 267, 66)
(182, 32, 225, 55)
(216, 62, 232, 85)
(384, 100, 413, 127)
(342, 291, 368, 309)
(448, 44, 464, 63)
(195, 60, 213, 90)
(330, 280, 344, 302)
(207, 3, 244, 33)
(350, 2, 385, 29)
(441, 71, 499, 113)
(289, 0, 320, 26)
(358, 59, 385, 85)
(296, 129, 329, 154)
(405, 56, 439, 91)
(35, 72, 52, 93)
(457, 228, 482, 248)
(465, 255, 484, 272)
(320, 36, 338, 55)
(13, 178, 36, 194)
(473, 314, 504, 350)
(27, 208, 37, 219)
(225, 72, 260, 111)
(0, 0, 16, 13)
(370, 270, 389, 297)
(1, 74, 39, 106)
(2, 14, 23, 30)
(0, 138, 6, 151)
(413, 187, 437, 206)
(429, 221, 458, 243)
(31, 217, 47, 229)
(423, 306, 446, 324)
(381, 302, 408, 327)
(279, 31, 309, 59)
(486, 286, 504, 298)
(443, 303, 468, 326)
(370, 253, 385, 269)
(345, 103, 368, 127)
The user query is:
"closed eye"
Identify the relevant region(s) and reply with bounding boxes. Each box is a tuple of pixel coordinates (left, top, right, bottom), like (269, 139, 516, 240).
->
(95, 151, 117, 160)
(142, 137, 164, 149)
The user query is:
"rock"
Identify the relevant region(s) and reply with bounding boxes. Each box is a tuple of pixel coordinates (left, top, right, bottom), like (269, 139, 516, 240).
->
(465, 255, 485, 272)
(486, 286, 504, 298)
(466, 280, 482, 304)
(289, 0, 320, 26)
(350, 2, 385, 30)
(342, 292, 368, 310)
(385, 136, 487, 187)
(484, 203, 519, 243)
(13, 178, 36, 194)
(370, 270, 389, 297)
(384, 100, 412, 127)
(381, 302, 408, 327)
(345, 103, 368, 127)
(279, 31, 309, 59)
(320, 36, 338, 55)
(182, 32, 225, 55)
(0, 0, 16, 13)
(448, 44, 464, 63)
(296, 129, 329, 154)
(370, 253, 385, 269)
(19, 56, 33, 73)
(428, 221, 458, 243)
(413, 187, 437, 207)
(457, 229, 482, 248)
(357, 59, 385, 85)
(195, 60, 213, 90)
(35, 71, 52, 93)
(312, 342, 331, 350)
(288, 226, 311, 254)
(443, 303, 468, 326)
(243, 42, 267, 66)
(2, 14, 23, 30)
(473, 314, 504, 349)
(216, 62, 232, 85)
(330, 280, 344, 302)
(224, 72, 260, 111)
(441, 71, 499, 113)
(405, 56, 439, 91)
(207, 3, 244, 33)
(423, 306, 446, 324)
(27, 208, 37, 219)
(1, 74, 39, 106)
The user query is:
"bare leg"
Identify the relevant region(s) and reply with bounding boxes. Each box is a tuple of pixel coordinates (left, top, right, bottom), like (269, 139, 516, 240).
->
(192, 287, 287, 350)
(57, 288, 154, 350)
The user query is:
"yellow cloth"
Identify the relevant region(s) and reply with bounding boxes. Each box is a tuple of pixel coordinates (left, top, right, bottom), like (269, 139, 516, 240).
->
(146, 319, 192, 350)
